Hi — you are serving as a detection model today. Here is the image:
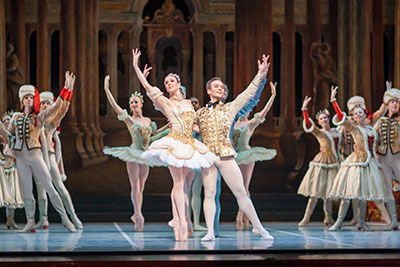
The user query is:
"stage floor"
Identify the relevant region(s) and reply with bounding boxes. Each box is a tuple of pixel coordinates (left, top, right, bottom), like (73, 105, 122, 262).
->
(1, 221, 400, 255)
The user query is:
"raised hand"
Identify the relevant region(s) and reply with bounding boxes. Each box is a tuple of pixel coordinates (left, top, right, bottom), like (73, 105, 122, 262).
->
(104, 75, 110, 91)
(330, 86, 338, 102)
(132, 48, 141, 67)
(64, 71, 71, 89)
(386, 81, 392, 91)
(143, 64, 152, 79)
(257, 54, 270, 73)
(69, 73, 76, 92)
(270, 81, 277, 96)
(302, 96, 312, 110)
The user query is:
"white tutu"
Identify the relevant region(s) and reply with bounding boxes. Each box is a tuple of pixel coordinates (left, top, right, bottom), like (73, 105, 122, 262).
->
(103, 146, 151, 166)
(142, 132, 216, 169)
(235, 147, 277, 165)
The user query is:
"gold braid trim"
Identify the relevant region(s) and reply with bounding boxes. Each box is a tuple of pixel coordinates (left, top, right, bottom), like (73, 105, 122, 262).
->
(167, 129, 196, 149)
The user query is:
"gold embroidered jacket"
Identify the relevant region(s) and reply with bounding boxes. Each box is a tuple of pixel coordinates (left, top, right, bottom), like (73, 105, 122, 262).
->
(374, 116, 400, 155)
(8, 97, 64, 151)
(196, 71, 267, 157)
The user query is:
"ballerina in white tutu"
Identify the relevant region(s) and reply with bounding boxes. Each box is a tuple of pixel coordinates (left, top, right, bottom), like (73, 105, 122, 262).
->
(103, 73, 169, 231)
(297, 96, 341, 227)
(232, 81, 277, 231)
(132, 48, 216, 241)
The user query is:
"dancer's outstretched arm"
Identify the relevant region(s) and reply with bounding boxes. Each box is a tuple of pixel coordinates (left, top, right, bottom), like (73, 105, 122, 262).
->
(104, 75, 134, 126)
(248, 81, 276, 131)
(132, 48, 174, 116)
(330, 86, 355, 132)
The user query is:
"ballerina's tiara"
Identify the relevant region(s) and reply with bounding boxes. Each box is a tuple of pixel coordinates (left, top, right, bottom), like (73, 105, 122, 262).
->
(130, 91, 144, 103)
(315, 109, 330, 119)
(167, 73, 181, 83)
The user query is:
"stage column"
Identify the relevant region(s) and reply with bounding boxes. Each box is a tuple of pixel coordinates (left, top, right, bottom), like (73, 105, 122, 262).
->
(0, 0, 5, 114)
(395, 0, 400, 87)
(10, 0, 27, 83)
(350, 0, 371, 107)
(191, 24, 204, 105)
(90, 0, 106, 157)
(337, 0, 350, 108)
(129, 23, 142, 94)
(282, 0, 295, 131)
(106, 25, 119, 118)
(215, 25, 227, 81)
(75, 0, 95, 159)
(60, 0, 90, 166)
(37, 0, 50, 92)
(304, 0, 321, 113)
(372, 0, 384, 111)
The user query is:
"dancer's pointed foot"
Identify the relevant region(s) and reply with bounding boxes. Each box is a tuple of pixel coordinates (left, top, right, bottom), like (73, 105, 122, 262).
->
(131, 214, 145, 232)
(243, 214, 250, 230)
(193, 225, 207, 231)
(236, 211, 244, 231)
(252, 227, 274, 240)
(201, 232, 216, 242)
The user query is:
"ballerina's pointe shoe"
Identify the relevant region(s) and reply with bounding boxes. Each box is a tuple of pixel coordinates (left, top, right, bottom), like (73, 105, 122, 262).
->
(131, 214, 145, 232)
(243, 214, 250, 230)
(236, 211, 244, 231)
(201, 232, 216, 242)
(178, 219, 188, 242)
(252, 227, 274, 240)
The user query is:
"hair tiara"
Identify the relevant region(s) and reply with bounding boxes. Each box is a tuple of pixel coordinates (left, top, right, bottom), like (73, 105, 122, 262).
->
(167, 73, 181, 84)
(130, 91, 144, 103)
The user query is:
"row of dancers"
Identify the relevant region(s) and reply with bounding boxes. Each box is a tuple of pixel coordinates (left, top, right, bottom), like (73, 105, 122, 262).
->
(4, 47, 397, 241)
(0, 49, 277, 242)
(0, 72, 82, 233)
(298, 85, 400, 231)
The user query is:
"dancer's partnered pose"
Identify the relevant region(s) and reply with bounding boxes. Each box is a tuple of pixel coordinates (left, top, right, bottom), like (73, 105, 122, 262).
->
(103, 72, 167, 231)
(0, 112, 24, 229)
(132, 48, 216, 241)
(374, 88, 400, 230)
(341, 95, 390, 226)
(35, 72, 83, 230)
(328, 86, 391, 231)
(232, 81, 277, 231)
(196, 54, 274, 241)
(297, 96, 341, 227)
(4, 81, 76, 233)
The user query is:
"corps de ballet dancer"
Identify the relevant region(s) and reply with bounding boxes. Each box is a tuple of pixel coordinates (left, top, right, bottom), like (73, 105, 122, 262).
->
(34, 72, 83, 230)
(297, 96, 341, 227)
(340, 94, 390, 226)
(132, 48, 216, 241)
(232, 81, 277, 231)
(1, 78, 76, 233)
(328, 86, 392, 231)
(103, 72, 169, 231)
(374, 87, 400, 230)
(196, 54, 274, 241)
(0, 111, 24, 229)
